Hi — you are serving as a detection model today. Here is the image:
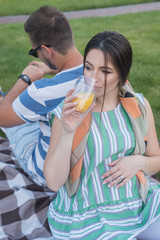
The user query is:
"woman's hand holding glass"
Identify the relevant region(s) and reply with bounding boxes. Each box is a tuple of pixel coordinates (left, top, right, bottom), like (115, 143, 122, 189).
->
(61, 89, 86, 133)
(61, 76, 96, 133)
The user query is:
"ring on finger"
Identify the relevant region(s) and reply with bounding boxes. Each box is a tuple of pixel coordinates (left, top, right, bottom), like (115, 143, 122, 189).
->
(119, 175, 125, 180)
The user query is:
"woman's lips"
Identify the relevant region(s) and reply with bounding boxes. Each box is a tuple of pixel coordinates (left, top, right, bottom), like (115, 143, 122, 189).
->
(94, 86, 101, 91)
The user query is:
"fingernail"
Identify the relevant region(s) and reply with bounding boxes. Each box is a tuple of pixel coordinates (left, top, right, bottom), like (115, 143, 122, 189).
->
(101, 176, 104, 179)
(102, 181, 106, 185)
(108, 184, 111, 188)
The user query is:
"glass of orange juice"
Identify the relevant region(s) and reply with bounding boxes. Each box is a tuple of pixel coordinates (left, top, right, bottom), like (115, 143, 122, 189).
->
(72, 76, 95, 113)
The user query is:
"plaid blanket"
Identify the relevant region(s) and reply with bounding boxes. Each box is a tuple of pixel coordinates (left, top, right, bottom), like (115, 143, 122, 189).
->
(0, 137, 56, 240)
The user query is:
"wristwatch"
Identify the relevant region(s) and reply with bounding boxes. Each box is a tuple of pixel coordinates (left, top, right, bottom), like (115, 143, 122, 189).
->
(18, 74, 31, 85)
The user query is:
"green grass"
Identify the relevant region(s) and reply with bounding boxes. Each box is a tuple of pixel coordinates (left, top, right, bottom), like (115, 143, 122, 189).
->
(0, 10, 160, 139)
(0, 0, 159, 16)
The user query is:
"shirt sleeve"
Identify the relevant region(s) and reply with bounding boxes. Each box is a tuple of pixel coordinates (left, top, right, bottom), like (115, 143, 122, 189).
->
(12, 79, 66, 123)
(50, 100, 64, 125)
(12, 64, 83, 123)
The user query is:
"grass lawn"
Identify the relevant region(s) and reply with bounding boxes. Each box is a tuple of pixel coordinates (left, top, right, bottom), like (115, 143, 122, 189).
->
(0, 10, 160, 136)
(0, 0, 159, 16)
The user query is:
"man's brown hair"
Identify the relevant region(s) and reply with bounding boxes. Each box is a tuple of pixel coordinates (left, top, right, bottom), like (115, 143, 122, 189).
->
(24, 6, 74, 55)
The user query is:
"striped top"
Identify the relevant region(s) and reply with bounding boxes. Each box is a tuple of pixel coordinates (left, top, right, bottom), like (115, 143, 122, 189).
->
(12, 64, 83, 184)
(48, 93, 160, 239)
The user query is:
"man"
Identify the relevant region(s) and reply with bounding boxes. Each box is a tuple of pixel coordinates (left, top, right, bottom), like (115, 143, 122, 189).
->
(0, 6, 83, 185)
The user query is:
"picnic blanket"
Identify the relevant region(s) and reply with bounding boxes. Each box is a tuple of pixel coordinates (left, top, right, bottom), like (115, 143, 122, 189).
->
(0, 137, 56, 240)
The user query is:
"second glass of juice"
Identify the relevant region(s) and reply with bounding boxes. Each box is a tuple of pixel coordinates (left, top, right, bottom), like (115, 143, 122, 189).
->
(73, 75, 95, 113)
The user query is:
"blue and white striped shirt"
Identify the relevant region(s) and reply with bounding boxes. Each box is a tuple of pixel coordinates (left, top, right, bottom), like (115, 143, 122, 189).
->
(12, 64, 83, 184)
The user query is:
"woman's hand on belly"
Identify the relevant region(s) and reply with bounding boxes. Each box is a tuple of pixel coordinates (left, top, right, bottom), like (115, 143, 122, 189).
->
(101, 155, 145, 188)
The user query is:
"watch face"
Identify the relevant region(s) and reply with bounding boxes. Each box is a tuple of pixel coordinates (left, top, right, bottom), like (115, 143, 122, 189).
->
(20, 74, 31, 85)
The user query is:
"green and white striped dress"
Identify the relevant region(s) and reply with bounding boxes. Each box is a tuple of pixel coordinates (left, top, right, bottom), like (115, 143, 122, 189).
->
(48, 94, 160, 240)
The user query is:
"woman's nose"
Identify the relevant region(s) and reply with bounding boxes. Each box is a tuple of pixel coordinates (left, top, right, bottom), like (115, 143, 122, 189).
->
(91, 71, 98, 81)
(91, 72, 96, 79)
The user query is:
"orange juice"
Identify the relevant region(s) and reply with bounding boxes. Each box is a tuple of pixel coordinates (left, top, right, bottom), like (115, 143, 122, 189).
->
(73, 92, 95, 112)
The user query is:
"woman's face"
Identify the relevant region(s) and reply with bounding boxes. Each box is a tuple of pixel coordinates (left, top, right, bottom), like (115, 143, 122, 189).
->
(84, 49, 120, 98)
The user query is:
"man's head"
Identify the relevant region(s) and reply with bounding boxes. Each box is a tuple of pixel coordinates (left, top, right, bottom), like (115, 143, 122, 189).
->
(24, 6, 74, 58)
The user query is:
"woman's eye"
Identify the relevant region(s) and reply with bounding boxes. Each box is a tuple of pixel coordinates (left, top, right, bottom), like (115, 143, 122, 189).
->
(84, 65, 91, 71)
(102, 70, 111, 74)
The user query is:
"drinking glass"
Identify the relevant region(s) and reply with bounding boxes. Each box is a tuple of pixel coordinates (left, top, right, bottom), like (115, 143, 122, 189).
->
(72, 75, 95, 113)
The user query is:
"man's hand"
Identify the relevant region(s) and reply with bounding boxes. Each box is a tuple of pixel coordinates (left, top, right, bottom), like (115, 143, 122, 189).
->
(29, 61, 58, 76)
(22, 64, 45, 83)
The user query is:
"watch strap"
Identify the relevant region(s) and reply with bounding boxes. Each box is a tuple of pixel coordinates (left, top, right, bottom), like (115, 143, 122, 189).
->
(18, 74, 31, 85)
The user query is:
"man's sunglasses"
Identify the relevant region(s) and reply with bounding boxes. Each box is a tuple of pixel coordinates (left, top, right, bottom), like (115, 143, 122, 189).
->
(28, 45, 51, 58)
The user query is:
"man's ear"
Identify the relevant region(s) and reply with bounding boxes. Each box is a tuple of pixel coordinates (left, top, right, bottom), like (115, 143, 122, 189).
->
(41, 45, 53, 58)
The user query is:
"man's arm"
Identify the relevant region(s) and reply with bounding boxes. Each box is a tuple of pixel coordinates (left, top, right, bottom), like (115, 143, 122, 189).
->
(0, 64, 45, 127)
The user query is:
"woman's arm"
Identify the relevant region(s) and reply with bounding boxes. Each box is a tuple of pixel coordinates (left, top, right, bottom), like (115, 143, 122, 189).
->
(43, 89, 85, 191)
(43, 116, 75, 191)
(141, 98, 160, 175)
